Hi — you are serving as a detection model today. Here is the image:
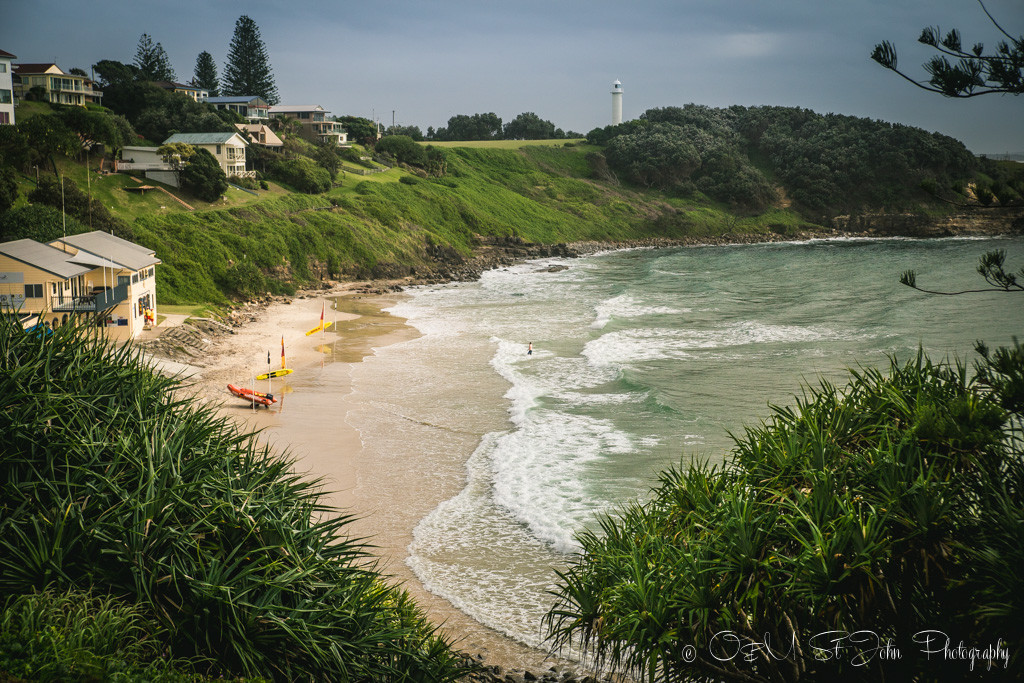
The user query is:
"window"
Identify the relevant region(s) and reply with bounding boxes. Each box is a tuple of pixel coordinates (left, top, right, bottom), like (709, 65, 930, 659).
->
(0, 64, 6, 73)
(0, 112, 8, 125)
(24, 283, 43, 298)
(216, 145, 222, 155)
(0, 90, 11, 104)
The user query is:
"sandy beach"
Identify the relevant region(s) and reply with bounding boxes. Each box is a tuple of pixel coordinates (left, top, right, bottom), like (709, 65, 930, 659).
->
(153, 284, 565, 673)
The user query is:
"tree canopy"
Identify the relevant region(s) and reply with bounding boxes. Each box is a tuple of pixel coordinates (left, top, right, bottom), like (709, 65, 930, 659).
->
(587, 104, 986, 217)
(223, 15, 279, 105)
(432, 112, 503, 141)
(871, 0, 1023, 97)
(336, 115, 377, 145)
(179, 148, 229, 202)
(192, 50, 220, 96)
(503, 112, 558, 140)
(133, 33, 176, 82)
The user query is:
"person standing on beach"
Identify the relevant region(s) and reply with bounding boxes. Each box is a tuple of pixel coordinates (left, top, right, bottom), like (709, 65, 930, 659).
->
(528, 342, 533, 355)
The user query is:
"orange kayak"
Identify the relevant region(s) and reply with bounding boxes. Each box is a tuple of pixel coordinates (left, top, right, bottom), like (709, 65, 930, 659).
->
(227, 383, 276, 407)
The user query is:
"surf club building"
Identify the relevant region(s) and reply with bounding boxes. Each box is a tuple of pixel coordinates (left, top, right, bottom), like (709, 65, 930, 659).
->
(0, 231, 160, 341)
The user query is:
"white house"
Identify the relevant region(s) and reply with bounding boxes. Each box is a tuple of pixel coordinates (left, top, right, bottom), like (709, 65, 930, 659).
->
(162, 132, 253, 179)
(269, 104, 349, 146)
(0, 49, 15, 125)
(206, 95, 269, 122)
(117, 145, 179, 186)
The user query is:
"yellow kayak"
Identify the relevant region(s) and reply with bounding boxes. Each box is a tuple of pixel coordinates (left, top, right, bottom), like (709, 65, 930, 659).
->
(304, 320, 334, 336)
(256, 368, 294, 380)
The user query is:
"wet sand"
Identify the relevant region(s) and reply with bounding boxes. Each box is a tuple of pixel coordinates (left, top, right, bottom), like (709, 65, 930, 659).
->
(177, 286, 563, 672)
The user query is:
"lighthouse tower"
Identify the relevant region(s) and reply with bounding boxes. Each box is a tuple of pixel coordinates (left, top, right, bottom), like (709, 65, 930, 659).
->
(611, 79, 623, 125)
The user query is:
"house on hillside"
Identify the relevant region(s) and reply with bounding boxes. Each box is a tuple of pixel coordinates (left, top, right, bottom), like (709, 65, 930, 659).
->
(162, 132, 254, 179)
(269, 104, 349, 147)
(0, 49, 15, 125)
(12, 63, 102, 107)
(206, 95, 269, 122)
(235, 122, 283, 149)
(0, 231, 160, 341)
(153, 81, 208, 102)
(116, 146, 179, 186)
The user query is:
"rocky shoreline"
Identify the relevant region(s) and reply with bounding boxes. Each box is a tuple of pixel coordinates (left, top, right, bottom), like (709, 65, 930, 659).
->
(349, 208, 1022, 294)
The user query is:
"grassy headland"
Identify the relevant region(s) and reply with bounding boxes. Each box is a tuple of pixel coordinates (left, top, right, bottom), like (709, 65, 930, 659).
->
(129, 143, 823, 305)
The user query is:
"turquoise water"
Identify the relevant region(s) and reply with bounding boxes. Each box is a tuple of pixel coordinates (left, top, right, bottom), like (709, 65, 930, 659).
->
(365, 237, 1024, 647)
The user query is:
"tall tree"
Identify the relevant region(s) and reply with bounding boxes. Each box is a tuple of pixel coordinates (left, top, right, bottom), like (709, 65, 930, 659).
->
(192, 51, 220, 96)
(222, 15, 279, 104)
(134, 33, 176, 82)
(871, 0, 1023, 97)
(336, 115, 376, 145)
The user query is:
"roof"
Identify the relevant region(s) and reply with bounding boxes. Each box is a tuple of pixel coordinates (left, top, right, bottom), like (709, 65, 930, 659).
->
(163, 132, 248, 146)
(154, 80, 207, 92)
(270, 104, 327, 114)
(54, 231, 160, 271)
(0, 49, 16, 59)
(13, 63, 63, 75)
(0, 239, 92, 279)
(206, 95, 268, 106)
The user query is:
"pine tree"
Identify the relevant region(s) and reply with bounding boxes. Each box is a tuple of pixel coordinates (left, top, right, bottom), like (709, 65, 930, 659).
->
(134, 33, 176, 82)
(222, 15, 279, 104)
(192, 51, 220, 96)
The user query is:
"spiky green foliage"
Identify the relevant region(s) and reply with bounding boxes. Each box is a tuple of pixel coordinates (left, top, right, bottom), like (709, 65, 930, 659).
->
(0, 319, 469, 681)
(0, 587, 202, 681)
(871, 2, 1023, 97)
(222, 16, 278, 105)
(134, 33, 176, 82)
(546, 346, 1024, 682)
(192, 51, 220, 97)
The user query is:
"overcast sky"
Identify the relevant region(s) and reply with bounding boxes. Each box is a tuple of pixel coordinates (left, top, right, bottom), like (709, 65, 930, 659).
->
(3, 0, 1021, 153)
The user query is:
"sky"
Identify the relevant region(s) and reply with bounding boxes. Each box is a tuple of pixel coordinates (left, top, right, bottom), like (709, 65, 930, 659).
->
(2, 0, 1021, 154)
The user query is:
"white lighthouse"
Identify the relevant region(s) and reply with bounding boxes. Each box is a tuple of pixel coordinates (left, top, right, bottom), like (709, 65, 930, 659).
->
(611, 79, 623, 125)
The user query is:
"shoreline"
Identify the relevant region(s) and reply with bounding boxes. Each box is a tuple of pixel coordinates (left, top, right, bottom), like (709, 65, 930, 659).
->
(152, 284, 571, 675)
(142, 229, 1021, 678)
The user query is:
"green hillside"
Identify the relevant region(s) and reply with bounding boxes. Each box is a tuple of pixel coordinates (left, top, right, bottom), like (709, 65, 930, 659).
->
(4, 101, 1021, 307)
(125, 143, 817, 304)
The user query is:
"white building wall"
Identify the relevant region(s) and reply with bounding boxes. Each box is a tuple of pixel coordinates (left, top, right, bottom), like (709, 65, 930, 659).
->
(0, 55, 15, 125)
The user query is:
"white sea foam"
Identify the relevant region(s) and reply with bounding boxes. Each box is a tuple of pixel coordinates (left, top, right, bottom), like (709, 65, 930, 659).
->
(582, 320, 865, 367)
(591, 293, 687, 329)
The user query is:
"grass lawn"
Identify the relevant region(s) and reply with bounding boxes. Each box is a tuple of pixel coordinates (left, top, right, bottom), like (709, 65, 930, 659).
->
(425, 139, 585, 149)
(157, 303, 226, 319)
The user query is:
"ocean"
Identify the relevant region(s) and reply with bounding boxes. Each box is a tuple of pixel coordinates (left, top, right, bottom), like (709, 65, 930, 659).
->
(345, 236, 1024, 649)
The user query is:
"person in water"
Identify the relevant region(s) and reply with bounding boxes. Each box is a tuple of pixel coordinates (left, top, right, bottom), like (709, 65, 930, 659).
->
(528, 342, 533, 355)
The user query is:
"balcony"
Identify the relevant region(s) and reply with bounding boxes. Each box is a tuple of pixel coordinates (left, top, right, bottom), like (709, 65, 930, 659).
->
(51, 283, 129, 312)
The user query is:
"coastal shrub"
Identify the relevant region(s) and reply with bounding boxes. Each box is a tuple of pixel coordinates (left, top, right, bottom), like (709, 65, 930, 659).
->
(399, 174, 421, 185)
(27, 175, 134, 239)
(0, 587, 195, 682)
(179, 148, 229, 202)
(0, 318, 471, 681)
(267, 156, 331, 194)
(0, 204, 87, 243)
(376, 135, 427, 166)
(546, 343, 1024, 682)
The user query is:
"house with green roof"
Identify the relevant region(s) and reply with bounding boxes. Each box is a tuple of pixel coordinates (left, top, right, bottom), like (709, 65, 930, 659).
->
(163, 131, 253, 179)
